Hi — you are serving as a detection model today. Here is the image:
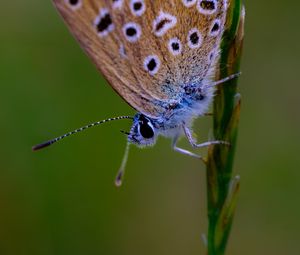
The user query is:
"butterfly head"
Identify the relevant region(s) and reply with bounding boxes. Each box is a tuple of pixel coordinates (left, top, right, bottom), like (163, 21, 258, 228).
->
(127, 113, 158, 147)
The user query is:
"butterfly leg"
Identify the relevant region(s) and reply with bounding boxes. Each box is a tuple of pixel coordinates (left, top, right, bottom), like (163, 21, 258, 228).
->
(182, 124, 230, 148)
(172, 135, 204, 160)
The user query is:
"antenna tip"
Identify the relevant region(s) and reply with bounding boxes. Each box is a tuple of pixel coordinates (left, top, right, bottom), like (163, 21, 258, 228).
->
(32, 140, 53, 151)
(115, 171, 124, 187)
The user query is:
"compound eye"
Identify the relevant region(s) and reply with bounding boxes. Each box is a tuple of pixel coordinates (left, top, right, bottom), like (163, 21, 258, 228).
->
(139, 122, 154, 139)
(138, 116, 154, 139)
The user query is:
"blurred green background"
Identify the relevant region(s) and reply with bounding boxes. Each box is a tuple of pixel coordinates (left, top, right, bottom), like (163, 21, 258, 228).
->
(0, 1, 299, 254)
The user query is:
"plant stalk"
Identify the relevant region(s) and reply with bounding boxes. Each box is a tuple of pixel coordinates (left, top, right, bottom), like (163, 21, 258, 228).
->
(205, 1, 245, 254)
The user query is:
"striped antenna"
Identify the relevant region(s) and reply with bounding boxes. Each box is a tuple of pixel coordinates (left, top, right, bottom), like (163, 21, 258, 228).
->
(32, 116, 133, 151)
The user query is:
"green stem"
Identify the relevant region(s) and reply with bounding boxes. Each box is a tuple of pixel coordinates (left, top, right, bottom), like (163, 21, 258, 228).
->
(206, 1, 245, 255)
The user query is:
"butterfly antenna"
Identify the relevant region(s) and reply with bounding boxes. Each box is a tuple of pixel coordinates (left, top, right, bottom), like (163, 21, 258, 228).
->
(207, 72, 242, 88)
(32, 116, 133, 151)
(115, 142, 131, 187)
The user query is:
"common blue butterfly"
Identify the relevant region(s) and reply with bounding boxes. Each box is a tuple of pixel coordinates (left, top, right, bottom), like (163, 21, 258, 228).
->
(33, 0, 240, 186)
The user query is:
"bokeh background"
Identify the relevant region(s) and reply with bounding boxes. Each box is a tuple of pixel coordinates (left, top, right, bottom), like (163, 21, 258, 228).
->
(1, 0, 299, 254)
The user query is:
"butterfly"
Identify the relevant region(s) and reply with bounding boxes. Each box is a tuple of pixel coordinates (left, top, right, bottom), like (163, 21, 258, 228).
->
(33, 0, 239, 186)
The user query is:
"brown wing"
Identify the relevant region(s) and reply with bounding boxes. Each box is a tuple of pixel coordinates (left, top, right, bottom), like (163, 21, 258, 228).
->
(53, 0, 165, 118)
(52, 0, 227, 117)
(125, 0, 228, 99)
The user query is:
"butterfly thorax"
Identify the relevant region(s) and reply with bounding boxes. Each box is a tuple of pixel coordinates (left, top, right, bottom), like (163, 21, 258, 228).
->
(127, 81, 215, 147)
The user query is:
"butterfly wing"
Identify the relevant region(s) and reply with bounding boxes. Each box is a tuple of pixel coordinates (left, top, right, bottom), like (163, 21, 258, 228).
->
(53, 0, 227, 117)
(136, 0, 228, 95)
(53, 0, 165, 118)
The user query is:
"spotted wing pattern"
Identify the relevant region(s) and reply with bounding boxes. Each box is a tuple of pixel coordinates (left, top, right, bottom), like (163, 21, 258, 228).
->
(53, 0, 228, 117)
